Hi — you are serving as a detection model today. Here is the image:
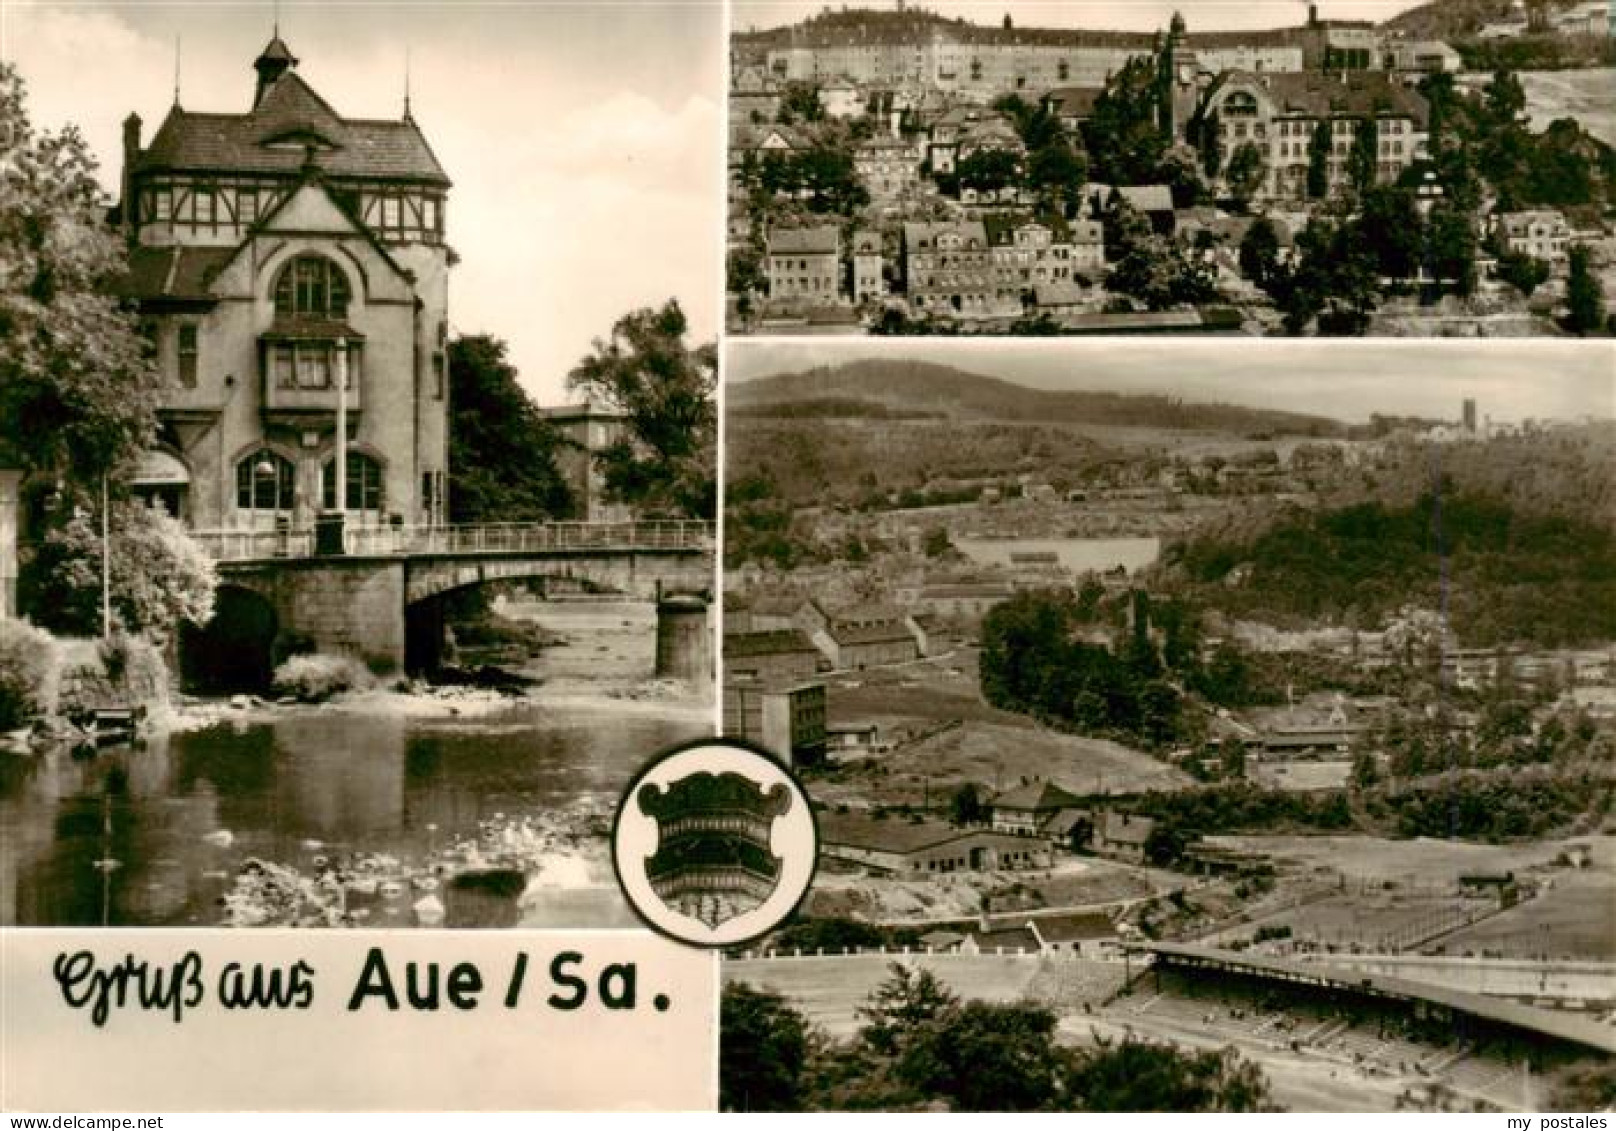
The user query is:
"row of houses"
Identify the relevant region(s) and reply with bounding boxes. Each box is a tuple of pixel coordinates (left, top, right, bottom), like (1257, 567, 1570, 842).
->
(725, 593, 930, 678)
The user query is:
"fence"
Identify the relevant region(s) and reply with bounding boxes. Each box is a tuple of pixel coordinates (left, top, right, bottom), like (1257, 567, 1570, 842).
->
(191, 520, 714, 562)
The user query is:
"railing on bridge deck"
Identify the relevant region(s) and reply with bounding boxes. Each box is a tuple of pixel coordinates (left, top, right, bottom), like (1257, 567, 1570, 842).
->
(191, 521, 714, 563)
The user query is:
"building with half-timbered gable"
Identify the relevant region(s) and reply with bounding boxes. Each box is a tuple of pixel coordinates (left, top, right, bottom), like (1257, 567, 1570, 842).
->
(117, 35, 452, 532)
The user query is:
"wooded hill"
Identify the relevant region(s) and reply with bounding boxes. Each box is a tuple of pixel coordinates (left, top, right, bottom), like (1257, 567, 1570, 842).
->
(731, 361, 1345, 436)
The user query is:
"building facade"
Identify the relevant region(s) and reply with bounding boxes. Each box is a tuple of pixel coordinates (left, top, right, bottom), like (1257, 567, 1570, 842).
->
(1193, 70, 1429, 201)
(766, 226, 843, 301)
(1496, 210, 1571, 263)
(119, 36, 452, 533)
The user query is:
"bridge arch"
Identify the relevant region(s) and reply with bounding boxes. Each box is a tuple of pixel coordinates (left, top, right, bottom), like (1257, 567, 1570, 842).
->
(179, 583, 282, 693)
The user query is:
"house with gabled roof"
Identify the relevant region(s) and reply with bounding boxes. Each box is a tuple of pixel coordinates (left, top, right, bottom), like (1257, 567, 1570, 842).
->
(115, 34, 452, 531)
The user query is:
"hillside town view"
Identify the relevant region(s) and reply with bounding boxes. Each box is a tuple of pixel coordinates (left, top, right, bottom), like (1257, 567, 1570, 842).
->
(727, 0, 1616, 336)
(0, 13, 719, 930)
(719, 343, 1616, 1111)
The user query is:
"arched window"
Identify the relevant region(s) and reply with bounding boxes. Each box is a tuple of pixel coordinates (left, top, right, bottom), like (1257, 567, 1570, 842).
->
(235, 450, 295, 512)
(321, 451, 383, 512)
(1224, 91, 1259, 118)
(273, 255, 351, 319)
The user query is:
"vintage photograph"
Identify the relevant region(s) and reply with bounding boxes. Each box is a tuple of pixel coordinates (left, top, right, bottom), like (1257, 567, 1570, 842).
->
(0, 2, 720, 928)
(719, 337, 1615, 1111)
(726, 0, 1615, 336)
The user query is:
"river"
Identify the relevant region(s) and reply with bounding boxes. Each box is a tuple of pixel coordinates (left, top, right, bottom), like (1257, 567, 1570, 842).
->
(0, 600, 711, 928)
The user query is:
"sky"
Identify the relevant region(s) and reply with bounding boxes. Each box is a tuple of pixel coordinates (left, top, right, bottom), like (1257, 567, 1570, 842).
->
(732, 0, 1433, 34)
(725, 340, 1616, 425)
(0, 0, 724, 406)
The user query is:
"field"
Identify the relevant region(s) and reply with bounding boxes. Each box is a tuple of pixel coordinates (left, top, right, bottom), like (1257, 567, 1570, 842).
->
(1435, 836, 1616, 961)
(807, 650, 1192, 812)
(1251, 760, 1353, 791)
(724, 953, 1046, 1037)
(1517, 68, 1616, 148)
(1204, 834, 1571, 884)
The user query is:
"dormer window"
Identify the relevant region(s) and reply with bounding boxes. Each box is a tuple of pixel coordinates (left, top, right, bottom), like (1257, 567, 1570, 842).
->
(274, 255, 351, 319)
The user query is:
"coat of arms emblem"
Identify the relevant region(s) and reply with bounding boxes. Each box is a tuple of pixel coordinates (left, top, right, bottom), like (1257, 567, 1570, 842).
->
(637, 770, 794, 929)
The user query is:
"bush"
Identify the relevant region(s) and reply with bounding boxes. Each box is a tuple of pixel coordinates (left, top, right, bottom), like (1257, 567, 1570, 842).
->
(24, 500, 217, 643)
(57, 633, 170, 723)
(272, 653, 373, 702)
(0, 620, 60, 729)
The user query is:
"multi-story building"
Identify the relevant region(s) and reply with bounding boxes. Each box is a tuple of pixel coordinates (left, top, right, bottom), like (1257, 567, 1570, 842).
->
(853, 136, 920, 199)
(1192, 70, 1429, 201)
(984, 217, 1077, 313)
(765, 226, 843, 302)
(736, 9, 1310, 99)
(118, 35, 451, 532)
(1382, 39, 1462, 73)
(850, 229, 885, 303)
(902, 220, 993, 317)
(540, 402, 632, 521)
(1495, 210, 1571, 263)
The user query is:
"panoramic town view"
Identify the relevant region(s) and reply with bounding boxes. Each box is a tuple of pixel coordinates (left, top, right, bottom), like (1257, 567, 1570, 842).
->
(0, 5, 719, 928)
(726, 0, 1615, 336)
(719, 340, 1616, 1111)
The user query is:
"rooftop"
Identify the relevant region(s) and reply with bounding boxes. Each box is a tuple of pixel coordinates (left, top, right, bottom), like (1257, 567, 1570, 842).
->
(769, 226, 841, 255)
(136, 45, 449, 186)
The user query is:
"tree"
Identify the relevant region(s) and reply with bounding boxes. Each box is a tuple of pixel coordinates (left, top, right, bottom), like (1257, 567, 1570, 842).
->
(24, 501, 216, 643)
(1358, 186, 1423, 280)
(857, 962, 960, 1057)
(1083, 56, 1169, 186)
(1565, 244, 1606, 335)
(1068, 1038, 1273, 1111)
(447, 335, 573, 524)
(567, 300, 718, 519)
(1306, 120, 1333, 200)
(1496, 250, 1550, 296)
(0, 64, 162, 491)
(721, 982, 814, 1111)
(1427, 206, 1479, 296)
(956, 148, 1022, 194)
(895, 1000, 1071, 1111)
(1225, 142, 1266, 210)
(778, 81, 824, 125)
(1238, 218, 1282, 290)
(1347, 117, 1378, 198)
(949, 783, 987, 826)
(1027, 140, 1087, 211)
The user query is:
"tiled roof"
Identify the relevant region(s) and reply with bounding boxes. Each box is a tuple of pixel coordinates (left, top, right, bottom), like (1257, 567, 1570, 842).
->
(1098, 811, 1155, 846)
(768, 226, 840, 254)
(723, 628, 821, 658)
(136, 70, 450, 185)
(1115, 184, 1174, 213)
(1227, 70, 1431, 127)
(832, 621, 915, 647)
(968, 926, 1040, 952)
(1028, 911, 1116, 942)
(831, 602, 907, 627)
(114, 245, 235, 301)
(992, 780, 1081, 813)
(1044, 86, 1105, 118)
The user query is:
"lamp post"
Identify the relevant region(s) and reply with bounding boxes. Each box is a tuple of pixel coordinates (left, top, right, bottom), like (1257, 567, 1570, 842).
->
(254, 455, 282, 556)
(314, 339, 348, 556)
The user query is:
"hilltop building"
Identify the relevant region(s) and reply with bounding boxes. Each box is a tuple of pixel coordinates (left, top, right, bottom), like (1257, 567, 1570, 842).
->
(117, 34, 452, 532)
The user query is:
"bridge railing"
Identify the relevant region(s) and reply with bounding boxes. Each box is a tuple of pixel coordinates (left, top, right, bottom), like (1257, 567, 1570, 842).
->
(191, 521, 714, 562)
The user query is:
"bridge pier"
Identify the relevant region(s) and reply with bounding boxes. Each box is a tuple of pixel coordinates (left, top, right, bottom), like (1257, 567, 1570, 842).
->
(656, 594, 712, 690)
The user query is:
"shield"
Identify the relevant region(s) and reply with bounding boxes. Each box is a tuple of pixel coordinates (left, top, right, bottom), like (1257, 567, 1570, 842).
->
(637, 770, 794, 929)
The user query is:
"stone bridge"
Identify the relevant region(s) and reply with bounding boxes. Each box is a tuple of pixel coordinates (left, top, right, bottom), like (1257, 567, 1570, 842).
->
(187, 521, 713, 677)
